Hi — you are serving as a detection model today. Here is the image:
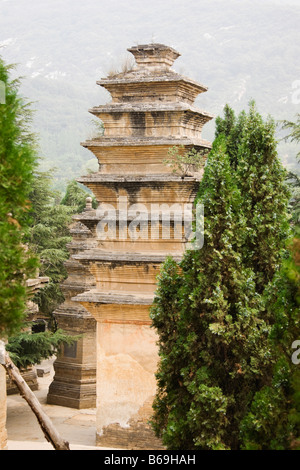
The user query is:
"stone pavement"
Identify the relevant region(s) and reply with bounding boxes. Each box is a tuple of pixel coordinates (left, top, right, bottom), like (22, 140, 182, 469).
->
(6, 358, 116, 451)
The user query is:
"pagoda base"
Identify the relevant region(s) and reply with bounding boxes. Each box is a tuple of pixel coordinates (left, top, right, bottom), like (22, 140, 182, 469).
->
(75, 292, 163, 448)
(47, 361, 96, 409)
(47, 311, 96, 409)
(96, 401, 164, 450)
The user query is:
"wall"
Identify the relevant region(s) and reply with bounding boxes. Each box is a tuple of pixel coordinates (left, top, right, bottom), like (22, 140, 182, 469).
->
(0, 366, 7, 450)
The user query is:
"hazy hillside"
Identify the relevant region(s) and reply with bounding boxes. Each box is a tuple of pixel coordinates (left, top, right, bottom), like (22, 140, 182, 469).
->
(0, 0, 299, 190)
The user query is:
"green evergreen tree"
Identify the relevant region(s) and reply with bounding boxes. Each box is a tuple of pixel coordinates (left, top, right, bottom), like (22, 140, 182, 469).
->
(216, 102, 290, 292)
(151, 137, 270, 449)
(151, 103, 292, 450)
(241, 236, 300, 449)
(60, 179, 97, 213)
(288, 172, 300, 227)
(27, 170, 73, 281)
(215, 103, 246, 169)
(0, 59, 90, 367)
(26, 170, 73, 316)
(0, 58, 39, 338)
(5, 170, 89, 367)
(282, 113, 300, 161)
(27, 172, 96, 317)
(281, 113, 300, 227)
(239, 112, 300, 449)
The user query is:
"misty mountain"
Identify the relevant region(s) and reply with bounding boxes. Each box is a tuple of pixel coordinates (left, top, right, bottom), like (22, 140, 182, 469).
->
(0, 0, 299, 190)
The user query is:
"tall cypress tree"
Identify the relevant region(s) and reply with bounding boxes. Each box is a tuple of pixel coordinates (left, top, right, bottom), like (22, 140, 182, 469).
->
(151, 103, 291, 450)
(27, 172, 94, 317)
(151, 137, 270, 449)
(240, 235, 300, 449)
(216, 102, 290, 292)
(0, 58, 38, 338)
(238, 111, 300, 450)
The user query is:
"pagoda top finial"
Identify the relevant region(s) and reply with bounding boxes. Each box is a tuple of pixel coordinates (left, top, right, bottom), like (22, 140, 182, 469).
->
(127, 43, 180, 69)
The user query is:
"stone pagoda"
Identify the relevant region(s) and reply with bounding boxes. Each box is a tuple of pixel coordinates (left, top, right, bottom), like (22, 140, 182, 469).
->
(47, 44, 213, 449)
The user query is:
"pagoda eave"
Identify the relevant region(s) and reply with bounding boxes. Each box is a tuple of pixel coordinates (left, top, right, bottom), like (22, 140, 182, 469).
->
(97, 74, 208, 92)
(80, 136, 212, 149)
(72, 252, 182, 263)
(72, 291, 154, 306)
(77, 173, 201, 183)
(88, 102, 213, 116)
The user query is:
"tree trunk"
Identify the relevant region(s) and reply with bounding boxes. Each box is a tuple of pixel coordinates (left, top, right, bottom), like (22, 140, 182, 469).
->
(2, 349, 70, 450)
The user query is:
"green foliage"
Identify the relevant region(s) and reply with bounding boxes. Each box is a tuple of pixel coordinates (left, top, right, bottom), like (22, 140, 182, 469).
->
(281, 114, 300, 226)
(3, 166, 89, 366)
(6, 326, 80, 369)
(90, 119, 105, 139)
(215, 104, 247, 169)
(27, 171, 94, 315)
(288, 173, 300, 226)
(27, 170, 73, 284)
(60, 179, 97, 213)
(0, 57, 39, 338)
(151, 136, 271, 449)
(216, 101, 291, 292)
(241, 236, 300, 449)
(151, 103, 292, 450)
(282, 114, 300, 161)
(237, 112, 300, 450)
(163, 145, 207, 177)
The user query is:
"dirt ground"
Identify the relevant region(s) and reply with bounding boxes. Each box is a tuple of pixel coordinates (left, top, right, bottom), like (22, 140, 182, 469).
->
(6, 358, 116, 451)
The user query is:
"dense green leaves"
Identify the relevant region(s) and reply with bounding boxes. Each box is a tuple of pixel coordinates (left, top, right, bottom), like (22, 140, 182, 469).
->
(0, 58, 39, 338)
(238, 112, 300, 450)
(151, 103, 294, 449)
(163, 145, 206, 177)
(6, 326, 80, 369)
(60, 179, 97, 213)
(282, 114, 300, 227)
(282, 114, 300, 161)
(27, 172, 93, 316)
(217, 102, 291, 291)
(240, 235, 300, 450)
